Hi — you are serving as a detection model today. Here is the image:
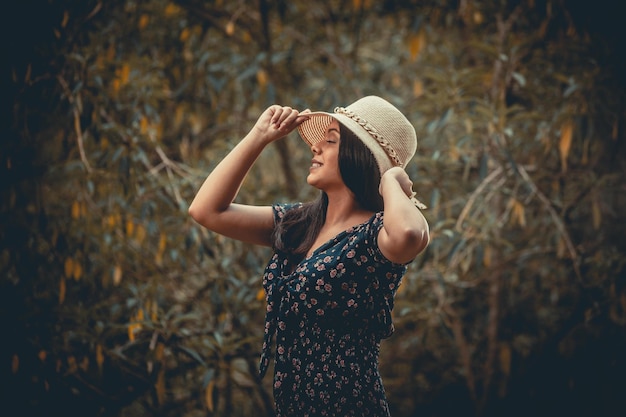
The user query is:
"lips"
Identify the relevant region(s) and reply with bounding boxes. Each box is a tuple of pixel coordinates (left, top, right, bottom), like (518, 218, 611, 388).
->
(311, 159, 323, 168)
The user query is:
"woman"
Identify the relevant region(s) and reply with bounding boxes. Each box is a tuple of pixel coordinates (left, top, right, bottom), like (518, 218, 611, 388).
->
(189, 96, 429, 416)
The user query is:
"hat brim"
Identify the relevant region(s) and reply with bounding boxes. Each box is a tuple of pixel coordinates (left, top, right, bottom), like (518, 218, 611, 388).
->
(297, 112, 396, 175)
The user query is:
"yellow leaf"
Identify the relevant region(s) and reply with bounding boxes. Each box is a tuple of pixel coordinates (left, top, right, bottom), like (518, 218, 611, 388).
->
(96, 344, 104, 372)
(158, 233, 167, 253)
(473, 11, 484, 24)
(205, 380, 215, 412)
(113, 264, 123, 286)
(64, 257, 74, 278)
(155, 368, 166, 405)
(499, 343, 512, 376)
(256, 288, 266, 301)
(125, 220, 135, 237)
(449, 145, 460, 162)
(72, 261, 82, 281)
(120, 64, 130, 85)
(510, 199, 526, 228)
(138, 14, 149, 30)
(391, 73, 401, 88)
(71, 201, 80, 219)
(61, 11, 70, 28)
(154, 123, 163, 142)
(164, 3, 181, 16)
(59, 277, 66, 304)
(140, 117, 149, 134)
(111, 78, 121, 94)
(135, 224, 146, 244)
(67, 355, 77, 373)
(256, 69, 268, 88)
(559, 120, 573, 173)
(591, 199, 601, 230)
(155, 342, 165, 361)
(353, 0, 372, 9)
(408, 28, 426, 61)
(80, 356, 89, 372)
(225, 21, 235, 36)
(38, 350, 47, 362)
(106, 214, 115, 228)
(137, 308, 144, 322)
(128, 323, 140, 341)
(179, 27, 190, 42)
(174, 105, 185, 128)
(483, 245, 492, 268)
(151, 300, 158, 322)
(412, 79, 424, 98)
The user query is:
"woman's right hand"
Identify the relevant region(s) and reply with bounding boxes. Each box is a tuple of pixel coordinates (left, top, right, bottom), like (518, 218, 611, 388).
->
(252, 105, 311, 144)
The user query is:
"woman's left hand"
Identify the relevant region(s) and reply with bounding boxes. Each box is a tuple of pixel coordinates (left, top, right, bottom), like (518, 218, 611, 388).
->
(379, 166, 413, 198)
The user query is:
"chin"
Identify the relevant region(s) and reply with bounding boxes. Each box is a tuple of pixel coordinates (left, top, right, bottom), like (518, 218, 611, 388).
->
(306, 175, 323, 190)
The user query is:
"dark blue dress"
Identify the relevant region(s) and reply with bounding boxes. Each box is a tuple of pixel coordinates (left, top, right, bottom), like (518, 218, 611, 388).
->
(259, 204, 408, 417)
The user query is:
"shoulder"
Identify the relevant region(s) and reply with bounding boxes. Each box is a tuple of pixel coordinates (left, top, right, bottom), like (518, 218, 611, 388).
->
(364, 212, 413, 267)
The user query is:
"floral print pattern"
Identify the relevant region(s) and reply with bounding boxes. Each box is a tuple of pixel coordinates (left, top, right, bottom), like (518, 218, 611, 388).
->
(259, 204, 408, 417)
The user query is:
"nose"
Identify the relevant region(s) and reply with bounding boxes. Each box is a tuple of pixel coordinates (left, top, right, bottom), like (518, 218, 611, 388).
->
(310, 143, 321, 154)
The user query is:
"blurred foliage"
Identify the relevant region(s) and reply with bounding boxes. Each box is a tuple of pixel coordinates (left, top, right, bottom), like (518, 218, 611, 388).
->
(2, 0, 625, 416)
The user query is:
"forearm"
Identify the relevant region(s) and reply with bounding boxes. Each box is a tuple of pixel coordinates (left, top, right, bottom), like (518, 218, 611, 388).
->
(188, 105, 307, 237)
(188, 131, 267, 223)
(378, 171, 430, 262)
(381, 178, 429, 239)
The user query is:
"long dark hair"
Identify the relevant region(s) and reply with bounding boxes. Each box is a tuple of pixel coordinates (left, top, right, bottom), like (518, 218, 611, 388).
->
(272, 123, 382, 260)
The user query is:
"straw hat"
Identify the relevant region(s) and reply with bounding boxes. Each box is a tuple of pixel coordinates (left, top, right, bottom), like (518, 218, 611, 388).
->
(297, 95, 417, 176)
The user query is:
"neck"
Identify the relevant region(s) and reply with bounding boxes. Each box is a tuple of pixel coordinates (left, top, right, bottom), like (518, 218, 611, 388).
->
(324, 189, 372, 226)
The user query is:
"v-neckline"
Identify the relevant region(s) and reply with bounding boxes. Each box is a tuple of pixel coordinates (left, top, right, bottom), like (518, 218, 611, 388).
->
(302, 213, 377, 260)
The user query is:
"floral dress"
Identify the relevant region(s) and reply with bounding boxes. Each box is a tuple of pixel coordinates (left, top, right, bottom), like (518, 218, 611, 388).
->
(259, 204, 409, 417)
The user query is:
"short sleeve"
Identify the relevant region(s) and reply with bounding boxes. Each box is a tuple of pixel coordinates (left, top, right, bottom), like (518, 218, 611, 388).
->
(272, 203, 302, 225)
(366, 212, 412, 267)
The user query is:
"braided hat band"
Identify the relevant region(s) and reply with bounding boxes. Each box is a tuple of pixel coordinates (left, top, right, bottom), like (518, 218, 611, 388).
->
(298, 96, 426, 209)
(297, 96, 426, 209)
(333, 106, 404, 167)
(297, 95, 417, 175)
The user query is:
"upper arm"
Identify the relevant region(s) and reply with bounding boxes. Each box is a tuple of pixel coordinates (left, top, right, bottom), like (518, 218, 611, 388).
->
(377, 223, 429, 265)
(189, 203, 275, 247)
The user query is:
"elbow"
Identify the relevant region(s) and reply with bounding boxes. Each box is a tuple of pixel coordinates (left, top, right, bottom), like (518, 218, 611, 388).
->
(188, 200, 227, 232)
(188, 201, 210, 227)
(406, 228, 430, 255)
(188, 201, 201, 222)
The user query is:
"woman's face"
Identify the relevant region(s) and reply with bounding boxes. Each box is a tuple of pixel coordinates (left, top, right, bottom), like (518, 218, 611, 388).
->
(306, 119, 344, 191)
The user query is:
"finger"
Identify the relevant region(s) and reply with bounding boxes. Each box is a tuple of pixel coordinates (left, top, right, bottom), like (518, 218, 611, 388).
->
(278, 110, 301, 130)
(295, 114, 311, 125)
(281, 109, 300, 127)
(269, 106, 282, 126)
(275, 106, 293, 126)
